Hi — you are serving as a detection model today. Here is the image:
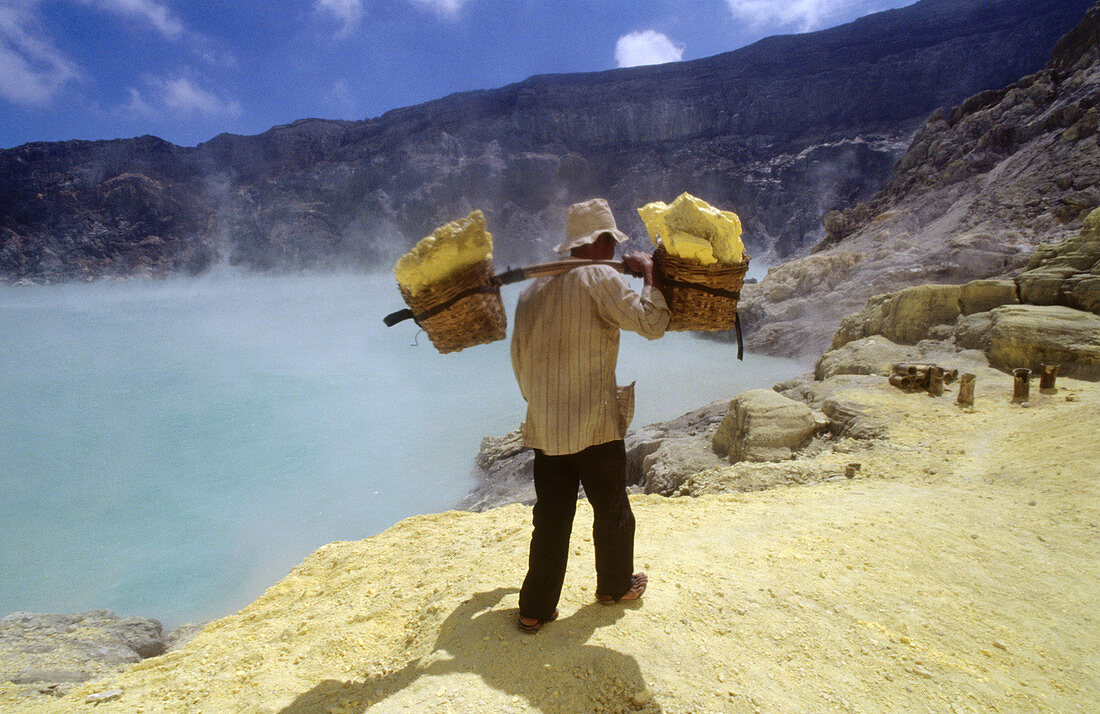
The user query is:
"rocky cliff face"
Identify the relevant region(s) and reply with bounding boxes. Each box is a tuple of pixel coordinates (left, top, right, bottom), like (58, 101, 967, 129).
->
(737, 2, 1100, 357)
(1, 0, 1093, 283)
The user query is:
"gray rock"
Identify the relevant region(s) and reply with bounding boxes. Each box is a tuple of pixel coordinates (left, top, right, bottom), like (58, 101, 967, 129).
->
(0, 610, 167, 702)
(1016, 207, 1100, 314)
(815, 335, 925, 380)
(774, 372, 888, 409)
(459, 445, 534, 513)
(986, 304, 1100, 379)
(8, 670, 90, 684)
(474, 429, 524, 469)
(713, 389, 816, 463)
(461, 400, 732, 511)
(164, 622, 207, 652)
(641, 438, 727, 496)
(955, 311, 995, 350)
(821, 394, 889, 440)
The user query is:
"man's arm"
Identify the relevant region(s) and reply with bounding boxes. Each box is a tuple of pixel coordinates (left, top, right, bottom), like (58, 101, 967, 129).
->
(622, 251, 659, 290)
(585, 260, 670, 340)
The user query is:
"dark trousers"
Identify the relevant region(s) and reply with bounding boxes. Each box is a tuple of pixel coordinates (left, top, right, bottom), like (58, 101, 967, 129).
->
(519, 440, 636, 620)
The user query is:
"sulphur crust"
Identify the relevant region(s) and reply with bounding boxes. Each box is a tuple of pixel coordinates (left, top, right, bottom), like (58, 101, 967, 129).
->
(394, 210, 493, 296)
(637, 193, 744, 265)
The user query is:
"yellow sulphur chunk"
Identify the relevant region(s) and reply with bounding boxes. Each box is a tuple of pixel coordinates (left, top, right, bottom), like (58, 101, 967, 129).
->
(666, 230, 717, 265)
(637, 192, 744, 265)
(394, 210, 493, 296)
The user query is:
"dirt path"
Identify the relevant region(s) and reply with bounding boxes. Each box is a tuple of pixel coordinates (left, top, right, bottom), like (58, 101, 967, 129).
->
(6, 378, 1098, 713)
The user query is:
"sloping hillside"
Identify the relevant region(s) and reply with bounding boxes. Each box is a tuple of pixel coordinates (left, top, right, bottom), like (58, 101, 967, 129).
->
(5, 370, 1097, 712)
(739, 3, 1100, 357)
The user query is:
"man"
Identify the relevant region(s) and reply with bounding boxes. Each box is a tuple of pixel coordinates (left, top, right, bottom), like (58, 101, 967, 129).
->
(511, 197, 670, 633)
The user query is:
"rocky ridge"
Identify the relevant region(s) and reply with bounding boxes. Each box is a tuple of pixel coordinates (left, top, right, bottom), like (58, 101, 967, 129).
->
(736, 2, 1100, 357)
(1, 0, 1093, 282)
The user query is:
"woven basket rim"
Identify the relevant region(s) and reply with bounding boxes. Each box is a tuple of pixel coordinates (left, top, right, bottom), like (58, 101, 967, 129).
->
(653, 245, 749, 282)
(399, 259, 496, 312)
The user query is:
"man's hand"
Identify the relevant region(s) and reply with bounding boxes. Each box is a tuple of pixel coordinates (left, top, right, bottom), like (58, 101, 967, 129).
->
(623, 251, 658, 287)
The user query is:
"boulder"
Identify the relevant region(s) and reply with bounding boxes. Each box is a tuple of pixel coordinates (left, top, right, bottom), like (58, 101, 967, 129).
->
(774, 372, 886, 409)
(986, 304, 1100, 379)
(955, 311, 995, 350)
(462, 401, 731, 511)
(958, 279, 1019, 315)
(641, 438, 726, 496)
(474, 429, 525, 470)
(460, 447, 534, 512)
(713, 390, 815, 463)
(830, 284, 963, 349)
(0, 611, 167, 698)
(815, 335, 925, 380)
(1016, 207, 1100, 313)
(820, 393, 889, 440)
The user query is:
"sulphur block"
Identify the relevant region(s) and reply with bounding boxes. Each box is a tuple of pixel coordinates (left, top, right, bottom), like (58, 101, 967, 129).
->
(637, 193, 744, 265)
(394, 210, 493, 296)
(666, 229, 718, 265)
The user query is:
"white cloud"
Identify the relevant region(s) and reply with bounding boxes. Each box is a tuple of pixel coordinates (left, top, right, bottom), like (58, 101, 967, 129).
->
(0, 3, 81, 105)
(406, 0, 472, 18)
(615, 30, 684, 68)
(121, 86, 153, 115)
(330, 78, 353, 108)
(314, 0, 364, 37)
(123, 76, 241, 117)
(79, 0, 184, 39)
(162, 77, 239, 114)
(725, 0, 904, 32)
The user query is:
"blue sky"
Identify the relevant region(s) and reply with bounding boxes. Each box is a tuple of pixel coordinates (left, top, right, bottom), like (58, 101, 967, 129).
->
(0, 0, 918, 149)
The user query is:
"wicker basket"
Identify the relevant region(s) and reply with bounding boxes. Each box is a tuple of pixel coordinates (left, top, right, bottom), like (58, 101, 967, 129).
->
(653, 246, 750, 331)
(398, 259, 507, 353)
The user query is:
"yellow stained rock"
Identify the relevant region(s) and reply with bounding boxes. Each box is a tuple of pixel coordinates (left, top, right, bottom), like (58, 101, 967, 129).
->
(394, 210, 493, 296)
(638, 193, 744, 265)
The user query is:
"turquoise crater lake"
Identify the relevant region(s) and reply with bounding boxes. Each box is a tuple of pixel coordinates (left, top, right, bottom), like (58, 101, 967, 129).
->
(0, 270, 806, 627)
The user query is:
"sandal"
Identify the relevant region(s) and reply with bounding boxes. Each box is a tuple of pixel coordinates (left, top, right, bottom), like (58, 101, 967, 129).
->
(517, 608, 558, 633)
(597, 572, 648, 605)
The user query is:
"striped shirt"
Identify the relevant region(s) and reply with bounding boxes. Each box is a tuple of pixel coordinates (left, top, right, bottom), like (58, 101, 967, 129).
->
(511, 263, 670, 456)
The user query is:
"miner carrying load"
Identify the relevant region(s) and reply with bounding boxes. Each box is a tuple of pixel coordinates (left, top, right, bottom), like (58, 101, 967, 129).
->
(511, 198, 668, 633)
(388, 194, 747, 633)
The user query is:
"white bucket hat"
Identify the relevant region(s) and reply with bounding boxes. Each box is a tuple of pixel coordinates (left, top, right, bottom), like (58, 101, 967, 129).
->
(553, 198, 630, 254)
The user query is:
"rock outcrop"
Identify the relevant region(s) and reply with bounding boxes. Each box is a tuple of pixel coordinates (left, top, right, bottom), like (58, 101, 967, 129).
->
(1016, 206, 1100, 312)
(986, 304, 1100, 378)
(1, 0, 1092, 283)
(735, 2, 1100, 357)
(958, 279, 1020, 315)
(817, 280, 1100, 381)
(712, 389, 816, 463)
(0, 611, 187, 699)
(828, 284, 963, 349)
(459, 430, 533, 512)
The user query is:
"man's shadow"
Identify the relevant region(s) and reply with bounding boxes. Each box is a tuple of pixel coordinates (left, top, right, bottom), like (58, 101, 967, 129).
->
(280, 587, 661, 712)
